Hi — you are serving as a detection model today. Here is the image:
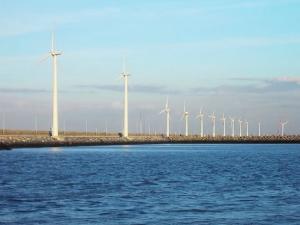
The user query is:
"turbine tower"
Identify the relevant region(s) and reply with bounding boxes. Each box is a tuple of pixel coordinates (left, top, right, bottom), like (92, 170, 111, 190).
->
(121, 59, 130, 138)
(280, 121, 288, 136)
(196, 109, 204, 137)
(221, 113, 226, 137)
(182, 102, 189, 136)
(209, 112, 216, 137)
(230, 117, 235, 137)
(258, 122, 261, 137)
(238, 119, 242, 137)
(245, 120, 249, 137)
(49, 32, 61, 138)
(160, 97, 170, 137)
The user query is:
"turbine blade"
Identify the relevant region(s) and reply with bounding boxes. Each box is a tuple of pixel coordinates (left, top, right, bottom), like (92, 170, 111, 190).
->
(38, 54, 50, 64)
(122, 55, 127, 74)
(166, 96, 169, 108)
(51, 32, 55, 52)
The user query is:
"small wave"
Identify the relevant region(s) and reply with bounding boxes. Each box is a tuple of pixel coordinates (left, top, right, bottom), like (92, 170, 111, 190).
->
(134, 179, 158, 186)
(168, 208, 220, 213)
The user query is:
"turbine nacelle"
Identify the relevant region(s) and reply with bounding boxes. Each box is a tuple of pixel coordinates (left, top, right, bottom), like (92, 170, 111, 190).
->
(121, 72, 130, 78)
(280, 121, 288, 126)
(51, 51, 62, 56)
(196, 109, 204, 119)
(209, 112, 216, 121)
(160, 98, 170, 114)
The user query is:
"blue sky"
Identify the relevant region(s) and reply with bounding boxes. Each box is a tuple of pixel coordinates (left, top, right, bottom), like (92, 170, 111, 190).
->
(0, 0, 300, 135)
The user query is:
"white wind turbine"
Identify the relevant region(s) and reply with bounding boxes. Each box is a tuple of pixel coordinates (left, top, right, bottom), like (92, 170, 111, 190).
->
(221, 113, 226, 137)
(280, 121, 288, 136)
(209, 112, 216, 137)
(238, 119, 243, 137)
(121, 59, 130, 138)
(41, 32, 62, 138)
(258, 122, 261, 137)
(230, 117, 235, 137)
(182, 102, 189, 136)
(245, 120, 249, 137)
(196, 109, 204, 137)
(160, 97, 170, 137)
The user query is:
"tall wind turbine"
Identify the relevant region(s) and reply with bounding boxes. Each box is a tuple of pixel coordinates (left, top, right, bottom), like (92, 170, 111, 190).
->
(121, 59, 130, 138)
(258, 122, 261, 137)
(45, 32, 62, 138)
(182, 102, 189, 136)
(280, 121, 288, 136)
(160, 97, 170, 137)
(245, 120, 249, 137)
(230, 117, 235, 137)
(209, 112, 216, 137)
(221, 113, 226, 137)
(196, 109, 204, 137)
(238, 119, 243, 137)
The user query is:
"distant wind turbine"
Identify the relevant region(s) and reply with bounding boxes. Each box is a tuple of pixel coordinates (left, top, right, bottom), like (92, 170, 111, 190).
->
(230, 117, 235, 137)
(160, 97, 171, 137)
(196, 109, 204, 137)
(209, 112, 216, 137)
(2, 112, 5, 135)
(182, 102, 189, 136)
(49, 33, 61, 138)
(221, 113, 226, 137)
(280, 121, 288, 136)
(41, 32, 62, 138)
(238, 119, 243, 137)
(85, 120, 88, 136)
(34, 116, 38, 135)
(258, 122, 261, 137)
(121, 58, 130, 138)
(245, 120, 249, 137)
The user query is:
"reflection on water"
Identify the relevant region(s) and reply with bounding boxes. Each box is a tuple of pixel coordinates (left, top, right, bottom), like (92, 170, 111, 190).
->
(50, 147, 62, 152)
(0, 144, 300, 225)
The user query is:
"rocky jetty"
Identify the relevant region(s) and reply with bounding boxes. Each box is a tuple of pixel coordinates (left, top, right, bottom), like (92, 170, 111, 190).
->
(0, 134, 300, 150)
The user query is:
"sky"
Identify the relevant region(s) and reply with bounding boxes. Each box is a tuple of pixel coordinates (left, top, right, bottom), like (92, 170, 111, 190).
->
(0, 0, 300, 135)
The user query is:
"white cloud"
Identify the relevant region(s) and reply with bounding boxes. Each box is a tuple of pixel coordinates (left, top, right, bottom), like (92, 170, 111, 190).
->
(275, 76, 300, 84)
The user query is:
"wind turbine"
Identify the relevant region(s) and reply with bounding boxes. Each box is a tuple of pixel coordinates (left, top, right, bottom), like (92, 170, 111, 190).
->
(2, 112, 5, 135)
(34, 115, 38, 135)
(182, 102, 189, 136)
(121, 58, 130, 138)
(258, 122, 261, 137)
(47, 32, 62, 138)
(280, 121, 288, 136)
(209, 112, 216, 137)
(196, 109, 204, 137)
(238, 119, 243, 137)
(230, 117, 235, 137)
(221, 113, 226, 137)
(160, 97, 170, 137)
(245, 120, 249, 137)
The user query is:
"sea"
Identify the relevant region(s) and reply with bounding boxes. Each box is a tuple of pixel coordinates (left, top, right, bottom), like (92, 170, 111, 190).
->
(0, 144, 300, 225)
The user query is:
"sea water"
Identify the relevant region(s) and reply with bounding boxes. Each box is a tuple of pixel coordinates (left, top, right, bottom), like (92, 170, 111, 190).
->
(0, 144, 300, 224)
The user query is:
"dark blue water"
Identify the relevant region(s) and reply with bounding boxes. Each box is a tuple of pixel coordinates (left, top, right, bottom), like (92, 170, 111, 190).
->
(1, 144, 300, 225)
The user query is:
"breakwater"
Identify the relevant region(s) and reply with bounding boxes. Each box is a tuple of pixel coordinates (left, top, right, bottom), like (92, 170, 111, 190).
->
(1, 134, 300, 150)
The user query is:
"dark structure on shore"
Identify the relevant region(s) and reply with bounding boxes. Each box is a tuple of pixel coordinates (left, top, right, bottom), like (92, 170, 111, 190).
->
(1, 134, 300, 150)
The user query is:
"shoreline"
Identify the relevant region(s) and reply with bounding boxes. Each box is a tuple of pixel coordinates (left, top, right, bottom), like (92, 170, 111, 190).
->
(1, 135, 300, 150)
